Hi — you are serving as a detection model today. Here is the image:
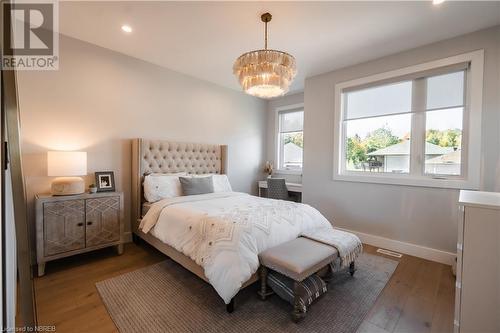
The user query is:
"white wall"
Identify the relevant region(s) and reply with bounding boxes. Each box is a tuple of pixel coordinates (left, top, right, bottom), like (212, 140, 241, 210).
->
(303, 26, 500, 254)
(17, 35, 267, 253)
(266, 92, 304, 183)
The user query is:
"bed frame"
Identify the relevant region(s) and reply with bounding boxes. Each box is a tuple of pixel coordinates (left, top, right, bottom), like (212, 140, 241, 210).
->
(131, 138, 258, 312)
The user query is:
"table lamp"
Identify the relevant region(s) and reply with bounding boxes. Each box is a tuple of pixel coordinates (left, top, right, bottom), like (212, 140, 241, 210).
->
(47, 151, 87, 195)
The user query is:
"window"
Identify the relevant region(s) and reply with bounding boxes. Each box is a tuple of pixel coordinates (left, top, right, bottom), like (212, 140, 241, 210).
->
(334, 50, 484, 189)
(277, 107, 304, 172)
(344, 81, 413, 174)
(424, 72, 464, 176)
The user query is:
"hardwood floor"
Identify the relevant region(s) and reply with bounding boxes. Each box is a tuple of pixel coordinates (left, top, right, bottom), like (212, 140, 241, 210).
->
(359, 246, 455, 333)
(33, 242, 454, 333)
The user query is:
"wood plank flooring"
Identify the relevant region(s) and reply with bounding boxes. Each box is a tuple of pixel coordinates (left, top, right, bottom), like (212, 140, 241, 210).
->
(33, 242, 454, 333)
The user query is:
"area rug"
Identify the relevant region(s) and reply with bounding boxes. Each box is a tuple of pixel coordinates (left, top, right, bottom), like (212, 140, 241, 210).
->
(96, 253, 397, 333)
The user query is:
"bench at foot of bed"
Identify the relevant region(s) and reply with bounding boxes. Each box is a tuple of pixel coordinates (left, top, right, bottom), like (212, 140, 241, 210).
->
(258, 237, 355, 322)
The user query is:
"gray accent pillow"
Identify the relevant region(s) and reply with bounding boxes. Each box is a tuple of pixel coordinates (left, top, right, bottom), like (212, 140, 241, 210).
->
(179, 176, 214, 196)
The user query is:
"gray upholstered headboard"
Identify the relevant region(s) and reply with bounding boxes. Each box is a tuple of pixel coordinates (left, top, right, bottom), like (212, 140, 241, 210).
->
(131, 139, 228, 229)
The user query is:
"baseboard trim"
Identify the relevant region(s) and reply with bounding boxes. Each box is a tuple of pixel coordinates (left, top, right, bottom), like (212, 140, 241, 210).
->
(335, 227, 456, 266)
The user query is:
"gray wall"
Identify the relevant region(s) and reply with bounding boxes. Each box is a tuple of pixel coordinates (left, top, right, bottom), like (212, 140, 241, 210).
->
(303, 26, 500, 253)
(266, 92, 304, 183)
(17, 34, 267, 249)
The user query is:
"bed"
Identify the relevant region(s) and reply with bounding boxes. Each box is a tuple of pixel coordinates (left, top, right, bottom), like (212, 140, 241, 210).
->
(131, 139, 362, 311)
(131, 139, 259, 310)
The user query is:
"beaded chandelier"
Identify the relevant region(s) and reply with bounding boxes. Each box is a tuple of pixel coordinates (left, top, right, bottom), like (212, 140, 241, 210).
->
(233, 13, 297, 99)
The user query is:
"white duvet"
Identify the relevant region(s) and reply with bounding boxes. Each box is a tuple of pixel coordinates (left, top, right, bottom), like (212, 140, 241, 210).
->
(140, 192, 361, 304)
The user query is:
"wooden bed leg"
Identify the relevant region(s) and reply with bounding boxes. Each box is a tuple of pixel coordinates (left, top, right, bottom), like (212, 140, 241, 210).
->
(258, 266, 268, 300)
(132, 233, 141, 245)
(349, 261, 356, 276)
(226, 298, 234, 313)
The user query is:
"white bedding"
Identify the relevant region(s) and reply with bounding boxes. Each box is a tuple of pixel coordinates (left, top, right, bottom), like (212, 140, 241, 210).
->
(140, 192, 361, 304)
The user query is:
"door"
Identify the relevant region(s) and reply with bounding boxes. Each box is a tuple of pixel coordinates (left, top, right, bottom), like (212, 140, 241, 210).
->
(85, 197, 120, 247)
(43, 200, 85, 256)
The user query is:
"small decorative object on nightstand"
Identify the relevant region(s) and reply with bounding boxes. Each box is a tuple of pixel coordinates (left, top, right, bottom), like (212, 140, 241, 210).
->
(264, 161, 273, 178)
(35, 191, 124, 276)
(47, 151, 87, 195)
(89, 184, 97, 193)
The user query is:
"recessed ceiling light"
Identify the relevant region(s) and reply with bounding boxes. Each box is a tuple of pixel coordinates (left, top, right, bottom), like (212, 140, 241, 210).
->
(433, 0, 445, 5)
(121, 25, 132, 33)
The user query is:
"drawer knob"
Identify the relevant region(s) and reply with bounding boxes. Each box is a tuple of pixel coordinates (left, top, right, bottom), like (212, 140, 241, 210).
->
(77, 222, 84, 227)
(87, 221, 93, 226)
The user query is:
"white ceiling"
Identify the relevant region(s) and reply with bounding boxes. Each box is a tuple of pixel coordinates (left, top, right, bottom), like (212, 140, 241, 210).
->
(58, 1, 500, 95)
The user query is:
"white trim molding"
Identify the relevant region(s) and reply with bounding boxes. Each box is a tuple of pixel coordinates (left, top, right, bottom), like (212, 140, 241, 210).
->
(274, 103, 304, 174)
(333, 49, 484, 190)
(336, 227, 456, 265)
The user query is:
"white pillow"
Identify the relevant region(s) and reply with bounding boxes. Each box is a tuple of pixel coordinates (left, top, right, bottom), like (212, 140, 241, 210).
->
(213, 174, 233, 192)
(143, 172, 187, 202)
(193, 174, 232, 192)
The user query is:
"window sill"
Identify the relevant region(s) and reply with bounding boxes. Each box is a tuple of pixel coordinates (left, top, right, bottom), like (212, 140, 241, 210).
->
(333, 172, 479, 190)
(274, 169, 303, 176)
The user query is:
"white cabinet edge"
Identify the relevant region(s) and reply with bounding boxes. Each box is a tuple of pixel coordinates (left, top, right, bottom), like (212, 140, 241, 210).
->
(459, 190, 500, 210)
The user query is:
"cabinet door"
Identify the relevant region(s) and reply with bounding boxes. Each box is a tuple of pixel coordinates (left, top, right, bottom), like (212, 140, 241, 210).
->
(85, 197, 120, 247)
(460, 207, 500, 333)
(43, 200, 85, 256)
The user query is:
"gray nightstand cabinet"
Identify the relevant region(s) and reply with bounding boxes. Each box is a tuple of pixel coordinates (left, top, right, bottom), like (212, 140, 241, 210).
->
(36, 192, 124, 277)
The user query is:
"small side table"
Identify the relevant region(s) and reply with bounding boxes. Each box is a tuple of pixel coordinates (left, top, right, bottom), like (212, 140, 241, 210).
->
(35, 191, 124, 276)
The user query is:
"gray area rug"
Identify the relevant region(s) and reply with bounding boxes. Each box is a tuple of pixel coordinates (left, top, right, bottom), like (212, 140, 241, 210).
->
(96, 253, 397, 333)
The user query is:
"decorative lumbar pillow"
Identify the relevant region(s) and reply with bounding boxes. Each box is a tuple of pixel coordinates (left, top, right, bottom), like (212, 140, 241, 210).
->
(179, 176, 214, 196)
(143, 172, 187, 202)
(267, 271, 328, 313)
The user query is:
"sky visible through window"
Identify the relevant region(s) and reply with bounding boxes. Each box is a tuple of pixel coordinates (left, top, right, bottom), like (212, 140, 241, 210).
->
(346, 107, 463, 139)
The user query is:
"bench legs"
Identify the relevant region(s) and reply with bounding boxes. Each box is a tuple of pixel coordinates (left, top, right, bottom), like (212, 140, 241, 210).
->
(349, 261, 356, 276)
(257, 266, 274, 301)
(292, 281, 306, 323)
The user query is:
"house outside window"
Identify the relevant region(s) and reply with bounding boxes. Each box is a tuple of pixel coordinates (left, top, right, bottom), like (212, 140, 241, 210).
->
(276, 106, 304, 172)
(333, 50, 484, 189)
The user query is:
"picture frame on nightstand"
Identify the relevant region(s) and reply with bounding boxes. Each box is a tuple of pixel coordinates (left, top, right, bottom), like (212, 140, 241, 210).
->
(95, 171, 115, 192)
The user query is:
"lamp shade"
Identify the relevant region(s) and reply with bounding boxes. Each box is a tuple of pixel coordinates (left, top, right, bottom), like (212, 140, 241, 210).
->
(47, 151, 87, 177)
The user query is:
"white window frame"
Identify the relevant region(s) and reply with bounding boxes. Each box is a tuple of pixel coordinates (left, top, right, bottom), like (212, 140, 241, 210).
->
(333, 50, 484, 189)
(275, 103, 304, 174)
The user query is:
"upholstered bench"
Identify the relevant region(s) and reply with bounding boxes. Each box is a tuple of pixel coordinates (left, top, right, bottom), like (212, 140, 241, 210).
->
(259, 237, 355, 322)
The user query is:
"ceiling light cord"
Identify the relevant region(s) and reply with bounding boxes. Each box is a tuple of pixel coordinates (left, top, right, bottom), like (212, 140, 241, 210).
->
(261, 12, 272, 50)
(265, 21, 268, 50)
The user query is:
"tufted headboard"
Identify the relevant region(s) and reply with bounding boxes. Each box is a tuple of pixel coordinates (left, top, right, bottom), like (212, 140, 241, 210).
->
(131, 139, 227, 228)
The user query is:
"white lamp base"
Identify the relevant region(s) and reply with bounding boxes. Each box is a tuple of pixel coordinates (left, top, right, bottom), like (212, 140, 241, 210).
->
(51, 177, 85, 196)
